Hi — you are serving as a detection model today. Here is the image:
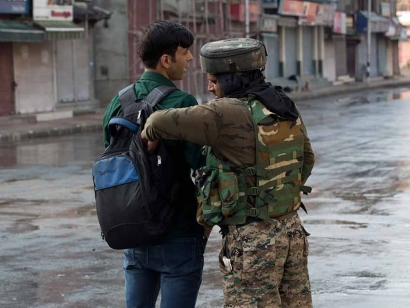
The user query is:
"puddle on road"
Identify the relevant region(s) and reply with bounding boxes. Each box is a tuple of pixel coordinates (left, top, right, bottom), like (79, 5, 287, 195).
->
(0, 132, 103, 168)
(7, 220, 39, 233)
(305, 219, 368, 229)
(0, 199, 96, 234)
(333, 88, 410, 106)
(334, 96, 370, 106)
(4, 176, 39, 183)
(387, 90, 410, 100)
(58, 204, 96, 218)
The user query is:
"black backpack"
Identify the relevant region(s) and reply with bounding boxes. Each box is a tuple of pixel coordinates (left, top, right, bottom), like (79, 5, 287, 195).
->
(92, 84, 179, 250)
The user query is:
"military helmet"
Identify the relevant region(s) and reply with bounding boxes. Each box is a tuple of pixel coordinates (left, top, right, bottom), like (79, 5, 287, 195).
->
(200, 38, 267, 74)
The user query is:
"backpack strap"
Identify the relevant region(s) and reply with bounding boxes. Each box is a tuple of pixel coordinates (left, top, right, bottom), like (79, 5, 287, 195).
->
(141, 85, 177, 108)
(118, 84, 137, 110)
(118, 84, 177, 110)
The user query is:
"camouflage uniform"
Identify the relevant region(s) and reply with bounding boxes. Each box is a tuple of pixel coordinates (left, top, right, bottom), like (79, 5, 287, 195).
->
(144, 98, 314, 307)
(221, 215, 311, 308)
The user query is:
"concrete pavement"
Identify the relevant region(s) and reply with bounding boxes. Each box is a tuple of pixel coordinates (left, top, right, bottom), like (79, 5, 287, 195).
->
(1, 75, 410, 144)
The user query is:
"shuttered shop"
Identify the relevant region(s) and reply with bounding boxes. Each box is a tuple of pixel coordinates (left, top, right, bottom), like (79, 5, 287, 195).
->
(263, 34, 280, 79)
(334, 36, 347, 77)
(302, 27, 314, 75)
(56, 39, 90, 103)
(284, 27, 297, 77)
(377, 35, 387, 76)
(0, 43, 14, 115)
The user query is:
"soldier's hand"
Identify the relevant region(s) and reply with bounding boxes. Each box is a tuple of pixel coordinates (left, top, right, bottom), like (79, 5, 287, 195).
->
(141, 129, 159, 153)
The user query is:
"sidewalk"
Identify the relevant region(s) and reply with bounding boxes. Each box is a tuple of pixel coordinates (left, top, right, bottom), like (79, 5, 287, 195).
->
(0, 109, 104, 144)
(1, 76, 410, 144)
(288, 75, 410, 101)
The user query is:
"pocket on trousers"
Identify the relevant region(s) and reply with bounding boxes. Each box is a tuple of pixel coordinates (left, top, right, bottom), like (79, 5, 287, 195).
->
(123, 248, 145, 270)
(301, 225, 310, 257)
(218, 236, 230, 274)
(162, 238, 199, 275)
(241, 230, 275, 273)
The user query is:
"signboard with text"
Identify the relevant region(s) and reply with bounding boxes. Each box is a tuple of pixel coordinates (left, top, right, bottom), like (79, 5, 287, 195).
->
(298, 3, 335, 26)
(33, 0, 73, 21)
(260, 14, 278, 33)
(314, 4, 336, 26)
(279, 0, 308, 17)
(333, 12, 346, 34)
(381, 2, 390, 17)
(0, 0, 29, 14)
(230, 3, 259, 23)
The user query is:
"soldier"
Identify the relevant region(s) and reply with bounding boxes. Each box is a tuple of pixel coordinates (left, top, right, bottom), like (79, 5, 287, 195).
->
(142, 38, 315, 307)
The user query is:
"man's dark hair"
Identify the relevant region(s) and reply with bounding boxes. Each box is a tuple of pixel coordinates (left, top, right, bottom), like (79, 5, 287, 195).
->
(137, 20, 194, 69)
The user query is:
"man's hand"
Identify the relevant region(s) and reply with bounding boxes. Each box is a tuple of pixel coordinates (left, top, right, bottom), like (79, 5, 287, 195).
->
(141, 129, 160, 153)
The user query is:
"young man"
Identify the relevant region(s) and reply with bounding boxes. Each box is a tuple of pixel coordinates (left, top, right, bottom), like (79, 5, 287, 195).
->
(102, 21, 205, 308)
(142, 38, 315, 307)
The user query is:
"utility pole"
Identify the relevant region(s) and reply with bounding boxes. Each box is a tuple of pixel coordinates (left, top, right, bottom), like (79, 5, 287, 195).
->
(245, 0, 250, 38)
(367, 0, 372, 82)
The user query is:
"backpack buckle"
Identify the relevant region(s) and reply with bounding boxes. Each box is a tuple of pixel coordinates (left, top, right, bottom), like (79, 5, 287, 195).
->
(244, 167, 256, 176)
(249, 208, 260, 217)
(248, 187, 260, 196)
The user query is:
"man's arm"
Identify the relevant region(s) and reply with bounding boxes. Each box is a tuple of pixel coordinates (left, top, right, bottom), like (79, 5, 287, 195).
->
(102, 95, 122, 148)
(144, 101, 221, 147)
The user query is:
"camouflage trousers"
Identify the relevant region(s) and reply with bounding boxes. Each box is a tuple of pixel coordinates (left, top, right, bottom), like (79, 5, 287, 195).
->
(219, 213, 312, 308)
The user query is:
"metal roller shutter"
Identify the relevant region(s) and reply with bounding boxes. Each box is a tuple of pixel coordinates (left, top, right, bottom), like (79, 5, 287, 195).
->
(334, 36, 347, 77)
(285, 27, 297, 77)
(263, 34, 280, 79)
(302, 26, 314, 75)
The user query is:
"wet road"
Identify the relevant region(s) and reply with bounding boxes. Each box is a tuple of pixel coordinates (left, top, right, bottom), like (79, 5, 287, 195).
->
(0, 87, 410, 307)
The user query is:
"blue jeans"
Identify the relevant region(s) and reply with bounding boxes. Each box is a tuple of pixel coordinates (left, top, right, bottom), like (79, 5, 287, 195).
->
(124, 236, 205, 308)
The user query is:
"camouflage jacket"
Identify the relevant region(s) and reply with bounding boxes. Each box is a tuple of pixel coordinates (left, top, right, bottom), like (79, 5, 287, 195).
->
(144, 97, 314, 185)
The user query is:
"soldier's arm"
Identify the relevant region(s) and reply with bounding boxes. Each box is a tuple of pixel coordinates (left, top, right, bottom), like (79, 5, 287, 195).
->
(144, 101, 221, 147)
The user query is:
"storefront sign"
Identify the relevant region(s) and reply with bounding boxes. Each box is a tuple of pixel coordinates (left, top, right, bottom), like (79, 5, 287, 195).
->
(381, 2, 390, 17)
(305, 2, 318, 23)
(279, 0, 308, 17)
(230, 3, 259, 23)
(298, 3, 335, 26)
(0, 0, 29, 14)
(33, 0, 73, 21)
(298, 2, 318, 25)
(260, 14, 278, 33)
(333, 12, 346, 34)
(315, 4, 336, 26)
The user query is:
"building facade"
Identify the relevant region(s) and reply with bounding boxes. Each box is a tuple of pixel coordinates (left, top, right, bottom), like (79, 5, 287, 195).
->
(0, 0, 109, 116)
(1, 0, 405, 116)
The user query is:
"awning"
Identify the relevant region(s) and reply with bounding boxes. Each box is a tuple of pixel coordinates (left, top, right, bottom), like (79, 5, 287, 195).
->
(357, 11, 389, 33)
(0, 21, 44, 42)
(73, 3, 112, 24)
(34, 21, 85, 40)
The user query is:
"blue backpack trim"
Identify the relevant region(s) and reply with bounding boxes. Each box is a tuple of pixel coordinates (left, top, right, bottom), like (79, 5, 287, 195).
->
(93, 156, 139, 191)
(108, 117, 139, 132)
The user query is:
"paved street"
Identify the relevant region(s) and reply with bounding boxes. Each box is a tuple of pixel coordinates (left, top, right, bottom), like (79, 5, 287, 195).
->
(0, 87, 410, 307)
